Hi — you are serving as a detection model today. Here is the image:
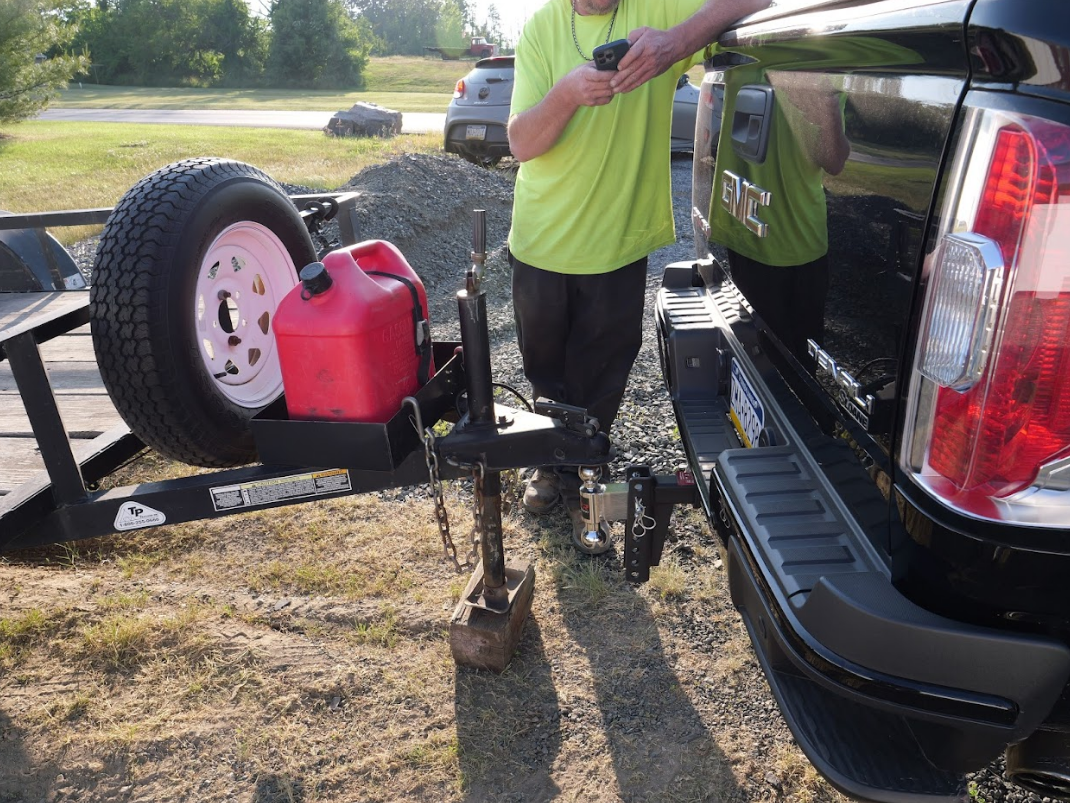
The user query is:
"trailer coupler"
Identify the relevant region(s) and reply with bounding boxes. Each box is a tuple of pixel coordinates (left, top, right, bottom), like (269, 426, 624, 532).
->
(577, 465, 701, 583)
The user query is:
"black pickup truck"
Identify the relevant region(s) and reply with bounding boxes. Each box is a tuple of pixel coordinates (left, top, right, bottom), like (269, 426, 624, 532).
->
(658, 1, 1070, 800)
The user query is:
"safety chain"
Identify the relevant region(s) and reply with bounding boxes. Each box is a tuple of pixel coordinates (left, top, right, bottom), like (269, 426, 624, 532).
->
(631, 497, 657, 543)
(466, 462, 485, 568)
(426, 426, 463, 571)
(407, 398, 462, 572)
(406, 397, 485, 574)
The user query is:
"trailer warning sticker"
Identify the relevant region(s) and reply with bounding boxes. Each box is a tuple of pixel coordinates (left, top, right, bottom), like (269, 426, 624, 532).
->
(114, 502, 167, 531)
(209, 469, 352, 512)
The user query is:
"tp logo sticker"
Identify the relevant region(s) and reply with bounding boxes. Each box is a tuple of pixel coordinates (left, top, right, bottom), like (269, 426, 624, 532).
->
(113, 502, 167, 531)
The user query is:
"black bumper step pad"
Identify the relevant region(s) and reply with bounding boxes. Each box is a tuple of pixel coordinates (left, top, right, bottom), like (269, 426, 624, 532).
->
(715, 445, 881, 599)
(675, 397, 736, 478)
(773, 668, 964, 801)
(726, 532, 966, 802)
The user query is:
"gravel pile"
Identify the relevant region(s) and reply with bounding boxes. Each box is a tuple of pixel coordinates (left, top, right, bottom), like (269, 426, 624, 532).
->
(71, 151, 1043, 803)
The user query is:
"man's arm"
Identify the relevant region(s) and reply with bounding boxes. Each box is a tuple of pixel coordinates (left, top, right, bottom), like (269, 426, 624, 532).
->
(769, 72, 850, 175)
(507, 63, 615, 163)
(612, 0, 772, 94)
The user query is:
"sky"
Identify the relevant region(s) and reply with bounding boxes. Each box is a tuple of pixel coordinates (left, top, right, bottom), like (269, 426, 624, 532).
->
(468, 0, 549, 43)
(243, 0, 550, 46)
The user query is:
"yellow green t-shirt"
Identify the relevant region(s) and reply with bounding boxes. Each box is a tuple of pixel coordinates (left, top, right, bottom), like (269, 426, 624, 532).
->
(508, 0, 706, 275)
(707, 70, 840, 267)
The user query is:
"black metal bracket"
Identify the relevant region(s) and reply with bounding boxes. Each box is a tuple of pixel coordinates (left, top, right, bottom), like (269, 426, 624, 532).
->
(291, 192, 361, 249)
(533, 398, 601, 438)
(438, 406, 613, 472)
(623, 467, 701, 584)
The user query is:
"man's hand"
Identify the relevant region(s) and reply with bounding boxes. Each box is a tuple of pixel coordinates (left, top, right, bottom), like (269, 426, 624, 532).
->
(565, 62, 617, 107)
(611, 27, 676, 95)
(507, 63, 616, 161)
(608, 0, 772, 95)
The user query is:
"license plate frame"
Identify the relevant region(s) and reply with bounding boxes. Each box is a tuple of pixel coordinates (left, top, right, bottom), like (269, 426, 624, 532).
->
(729, 358, 764, 448)
(465, 124, 487, 141)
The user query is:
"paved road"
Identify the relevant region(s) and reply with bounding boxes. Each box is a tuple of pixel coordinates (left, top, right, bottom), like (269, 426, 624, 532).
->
(37, 108, 445, 134)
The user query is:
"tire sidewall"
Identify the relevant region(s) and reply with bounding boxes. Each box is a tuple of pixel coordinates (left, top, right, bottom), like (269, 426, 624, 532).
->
(165, 174, 313, 455)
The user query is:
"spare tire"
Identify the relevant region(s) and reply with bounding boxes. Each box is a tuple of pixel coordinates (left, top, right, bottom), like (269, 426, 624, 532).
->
(90, 158, 317, 467)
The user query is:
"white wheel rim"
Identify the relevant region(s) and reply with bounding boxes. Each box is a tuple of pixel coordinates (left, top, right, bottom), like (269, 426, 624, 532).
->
(193, 221, 299, 408)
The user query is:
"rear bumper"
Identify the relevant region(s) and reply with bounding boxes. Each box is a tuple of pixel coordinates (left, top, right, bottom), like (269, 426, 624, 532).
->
(657, 261, 1070, 802)
(443, 114, 510, 159)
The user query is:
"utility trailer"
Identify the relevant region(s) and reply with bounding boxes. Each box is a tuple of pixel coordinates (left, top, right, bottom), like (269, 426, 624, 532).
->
(0, 157, 698, 671)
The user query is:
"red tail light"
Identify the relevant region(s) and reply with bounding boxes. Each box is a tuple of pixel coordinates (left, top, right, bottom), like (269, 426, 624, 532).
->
(904, 110, 1070, 524)
(972, 126, 1039, 266)
(453, 79, 465, 100)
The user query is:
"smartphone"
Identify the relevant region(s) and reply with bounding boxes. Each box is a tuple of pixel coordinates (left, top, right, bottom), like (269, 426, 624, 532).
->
(593, 39, 630, 71)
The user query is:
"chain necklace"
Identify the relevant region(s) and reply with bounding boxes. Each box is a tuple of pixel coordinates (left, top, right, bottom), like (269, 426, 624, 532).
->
(570, 0, 619, 62)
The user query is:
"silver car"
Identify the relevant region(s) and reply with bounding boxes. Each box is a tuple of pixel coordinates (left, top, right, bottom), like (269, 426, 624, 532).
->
(444, 56, 698, 167)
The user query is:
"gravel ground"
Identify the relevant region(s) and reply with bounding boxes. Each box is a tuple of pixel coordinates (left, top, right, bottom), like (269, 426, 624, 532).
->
(70, 152, 1047, 803)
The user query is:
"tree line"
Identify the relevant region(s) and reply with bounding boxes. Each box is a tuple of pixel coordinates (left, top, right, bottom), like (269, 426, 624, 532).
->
(1, 0, 507, 124)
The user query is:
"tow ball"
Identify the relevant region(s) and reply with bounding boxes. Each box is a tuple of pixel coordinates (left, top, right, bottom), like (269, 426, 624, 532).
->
(574, 464, 702, 579)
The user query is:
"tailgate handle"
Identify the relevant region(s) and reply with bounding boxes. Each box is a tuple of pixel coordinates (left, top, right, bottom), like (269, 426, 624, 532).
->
(731, 85, 774, 163)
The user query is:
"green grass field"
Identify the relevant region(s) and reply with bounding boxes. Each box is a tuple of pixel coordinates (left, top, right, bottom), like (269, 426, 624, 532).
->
(57, 56, 474, 113)
(0, 121, 440, 243)
(54, 85, 453, 113)
(0, 54, 705, 243)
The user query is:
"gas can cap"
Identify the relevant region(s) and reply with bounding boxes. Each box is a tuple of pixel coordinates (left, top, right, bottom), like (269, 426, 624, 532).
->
(299, 261, 333, 297)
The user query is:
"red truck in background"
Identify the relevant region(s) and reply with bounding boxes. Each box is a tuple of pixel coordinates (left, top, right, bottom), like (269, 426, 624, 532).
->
(425, 36, 498, 60)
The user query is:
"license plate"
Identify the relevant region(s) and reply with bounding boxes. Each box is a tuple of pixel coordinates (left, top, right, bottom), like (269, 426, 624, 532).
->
(465, 125, 487, 140)
(729, 359, 764, 448)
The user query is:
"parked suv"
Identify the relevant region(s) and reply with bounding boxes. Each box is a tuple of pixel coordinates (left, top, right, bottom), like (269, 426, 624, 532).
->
(444, 56, 515, 167)
(658, 1, 1070, 800)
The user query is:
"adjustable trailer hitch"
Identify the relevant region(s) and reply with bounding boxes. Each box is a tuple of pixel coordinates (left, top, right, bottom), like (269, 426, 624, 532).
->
(577, 465, 702, 582)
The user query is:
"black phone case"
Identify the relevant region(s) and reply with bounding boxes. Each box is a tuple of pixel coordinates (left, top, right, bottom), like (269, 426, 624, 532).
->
(593, 39, 630, 71)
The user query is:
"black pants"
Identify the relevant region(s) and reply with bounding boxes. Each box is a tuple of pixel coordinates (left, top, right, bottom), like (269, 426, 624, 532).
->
(727, 249, 829, 364)
(509, 252, 647, 437)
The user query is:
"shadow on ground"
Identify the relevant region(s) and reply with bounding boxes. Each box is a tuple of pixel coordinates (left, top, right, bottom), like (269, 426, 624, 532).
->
(556, 561, 744, 802)
(0, 709, 35, 801)
(454, 619, 562, 802)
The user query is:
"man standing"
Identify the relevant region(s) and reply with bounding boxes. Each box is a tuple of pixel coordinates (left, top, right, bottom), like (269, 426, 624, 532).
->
(507, 0, 770, 514)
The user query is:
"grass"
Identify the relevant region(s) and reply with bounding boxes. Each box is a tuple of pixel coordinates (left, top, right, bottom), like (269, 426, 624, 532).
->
(54, 84, 454, 113)
(0, 54, 459, 235)
(0, 451, 845, 803)
(52, 56, 703, 114)
(648, 556, 688, 600)
(0, 608, 58, 667)
(0, 121, 440, 243)
(78, 603, 208, 671)
(56, 55, 475, 112)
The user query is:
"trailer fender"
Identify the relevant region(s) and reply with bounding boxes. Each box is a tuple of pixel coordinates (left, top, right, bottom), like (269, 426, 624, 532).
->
(0, 213, 85, 292)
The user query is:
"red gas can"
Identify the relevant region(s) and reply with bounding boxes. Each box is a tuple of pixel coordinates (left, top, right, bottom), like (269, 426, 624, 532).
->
(272, 240, 433, 423)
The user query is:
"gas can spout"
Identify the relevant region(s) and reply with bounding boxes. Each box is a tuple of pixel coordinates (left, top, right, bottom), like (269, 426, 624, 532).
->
(466, 209, 486, 295)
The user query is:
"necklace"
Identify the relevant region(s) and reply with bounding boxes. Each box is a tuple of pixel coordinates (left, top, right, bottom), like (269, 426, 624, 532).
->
(570, 0, 619, 62)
